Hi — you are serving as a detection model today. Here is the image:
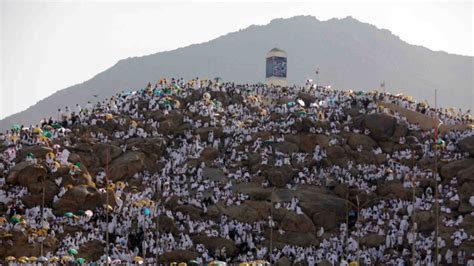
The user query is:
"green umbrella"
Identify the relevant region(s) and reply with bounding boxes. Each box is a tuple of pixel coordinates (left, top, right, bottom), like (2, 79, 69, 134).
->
(76, 257, 86, 264)
(67, 248, 78, 256)
(64, 212, 74, 218)
(172, 83, 181, 90)
(52, 123, 62, 129)
(188, 260, 200, 265)
(76, 210, 85, 216)
(43, 131, 52, 138)
(298, 111, 307, 117)
(10, 217, 20, 224)
(11, 124, 21, 130)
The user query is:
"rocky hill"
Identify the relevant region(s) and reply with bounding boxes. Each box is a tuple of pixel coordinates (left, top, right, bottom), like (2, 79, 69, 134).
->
(1, 15, 472, 131)
(0, 80, 473, 264)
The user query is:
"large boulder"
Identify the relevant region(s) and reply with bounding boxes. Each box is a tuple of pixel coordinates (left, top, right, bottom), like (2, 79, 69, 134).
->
(263, 165, 294, 188)
(173, 205, 203, 220)
(126, 137, 167, 157)
(418, 156, 435, 170)
(298, 134, 330, 152)
(17, 145, 53, 161)
(458, 165, 474, 184)
(0, 231, 58, 259)
(463, 215, 474, 236)
(361, 234, 385, 247)
(326, 145, 348, 166)
(292, 187, 347, 230)
(160, 250, 198, 262)
(458, 182, 474, 214)
(60, 164, 96, 188)
(376, 181, 411, 200)
(202, 167, 226, 182)
(272, 141, 299, 154)
(346, 149, 377, 165)
(92, 143, 123, 165)
(52, 185, 112, 215)
(77, 240, 103, 262)
(200, 147, 219, 161)
(17, 164, 48, 193)
(392, 123, 408, 139)
(379, 141, 394, 154)
(191, 235, 237, 256)
(21, 180, 59, 208)
(269, 230, 318, 247)
(158, 112, 184, 136)
(251, 131, 273, 142)
(414, 211, 435, 231)
(347, 133, 378, 151)
(279, 210, 315, 233)
(157, 215, 179, 234)
(195, 127, 224, 140)
(233, 183, 272, 201)
(70, 151, 99, 171)
(108, 151, 146, 181)
(312, 211, 339, 231)
(6, 160, 35, 184)
(440, 158, 474, 179)
(247, 153, 262, 168)
(221, 201, 271, 223)
(363, 114, 397, 141)
(275, 257, 292, 266)
(459, 136, 474, 156)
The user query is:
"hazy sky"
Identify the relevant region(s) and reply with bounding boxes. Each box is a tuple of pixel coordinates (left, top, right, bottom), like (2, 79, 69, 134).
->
(1, 0, 472, 119)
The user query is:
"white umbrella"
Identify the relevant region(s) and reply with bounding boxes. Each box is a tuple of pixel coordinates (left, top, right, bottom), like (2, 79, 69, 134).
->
(296, 99, 305, 107)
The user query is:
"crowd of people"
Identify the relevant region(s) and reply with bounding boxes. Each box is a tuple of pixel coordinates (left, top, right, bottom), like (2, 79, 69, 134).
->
(0, 77, 473, 265)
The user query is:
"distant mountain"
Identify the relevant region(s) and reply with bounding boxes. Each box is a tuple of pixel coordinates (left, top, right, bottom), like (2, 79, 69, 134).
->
(1, 15, 472, 131)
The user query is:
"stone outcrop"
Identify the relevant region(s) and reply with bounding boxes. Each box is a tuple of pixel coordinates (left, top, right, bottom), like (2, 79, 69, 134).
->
(363, 113, 397, 141)
(108, 151, 146, 181)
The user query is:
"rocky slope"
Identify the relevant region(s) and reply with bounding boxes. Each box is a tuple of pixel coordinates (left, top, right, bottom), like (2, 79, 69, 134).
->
(0, 81, 473, 264)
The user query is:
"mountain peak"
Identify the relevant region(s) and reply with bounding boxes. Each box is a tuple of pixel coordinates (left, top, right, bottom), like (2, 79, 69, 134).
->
(270, 15, 319, 24)
(0, 15, 471, 130)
